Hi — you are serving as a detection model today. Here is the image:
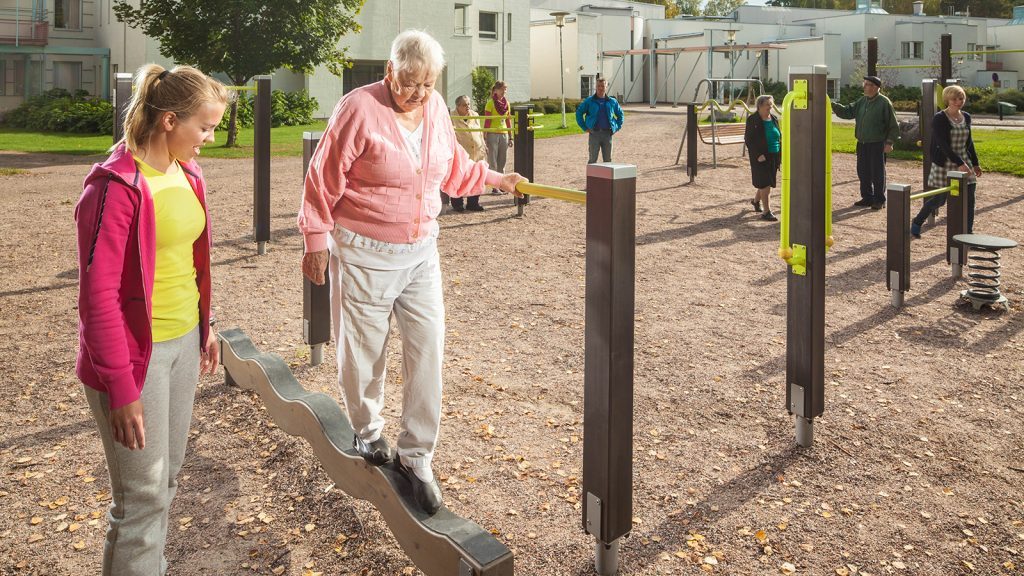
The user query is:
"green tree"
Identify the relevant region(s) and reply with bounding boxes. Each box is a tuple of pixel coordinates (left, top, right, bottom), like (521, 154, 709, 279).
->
(472, 67, 495, 116)
(675, 0, 703, 16)
(703, 0, 746, 17)
(114, 0, 364, 146)
(632, 0, 682, 18)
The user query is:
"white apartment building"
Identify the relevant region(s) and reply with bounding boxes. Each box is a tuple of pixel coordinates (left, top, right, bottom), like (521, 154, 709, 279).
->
(1, 0, 531, 117)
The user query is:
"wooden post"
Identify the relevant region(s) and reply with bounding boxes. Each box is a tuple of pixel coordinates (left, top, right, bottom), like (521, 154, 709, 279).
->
(302, 132, 331, 367)
(886, 183, 912, 308)
(784, 66, 828, 448)
(112, 72, 133, 145)
(867, 37, 878, 77)
(946, 171, 968, 277)
(686, 103, 698, 183)
(921, 79, 937, 193)
(583, 163, 636, 576)
(253, 75, 272, 255)
(513, 105, 534, 216)
(940, 34, 953, 87)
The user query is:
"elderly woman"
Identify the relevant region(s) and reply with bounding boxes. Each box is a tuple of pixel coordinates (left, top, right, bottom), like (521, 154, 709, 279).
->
(911, 84, 981, 238)
(744, 94, 781, 222)
(298, 30, 525, 514)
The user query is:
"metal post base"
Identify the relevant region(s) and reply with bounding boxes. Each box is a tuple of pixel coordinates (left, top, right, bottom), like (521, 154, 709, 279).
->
(795, 416, 813, 448)
(927, 211, 936, 226)
(257, 241, 268, 255)
(594, 538, 620, 576)
(516, 203, 524, 218)
(952, 263, 962, 279)
(310, 343, 324, 366)
(890, 289, 904, 308)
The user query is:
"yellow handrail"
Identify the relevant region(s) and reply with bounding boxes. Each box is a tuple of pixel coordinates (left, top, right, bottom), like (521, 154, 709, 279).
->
(515, 182, 586, 204)
(225, 85, 258, 91)
(697, 98, 783, 116)
(909, 185, 952, 201)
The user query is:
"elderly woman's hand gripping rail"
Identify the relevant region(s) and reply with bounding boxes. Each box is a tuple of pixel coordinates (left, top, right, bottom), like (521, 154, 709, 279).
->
(297, 30, 526, 515)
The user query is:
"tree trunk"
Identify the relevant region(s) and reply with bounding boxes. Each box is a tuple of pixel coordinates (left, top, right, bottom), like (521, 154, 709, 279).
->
(226, 96, 239, 148)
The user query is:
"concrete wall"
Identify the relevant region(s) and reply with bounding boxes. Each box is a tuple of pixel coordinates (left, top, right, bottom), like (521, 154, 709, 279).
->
(988, 23, 1024, 90)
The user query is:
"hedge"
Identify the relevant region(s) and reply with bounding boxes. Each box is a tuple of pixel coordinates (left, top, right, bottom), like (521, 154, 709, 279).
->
(2, 89, 113, 134)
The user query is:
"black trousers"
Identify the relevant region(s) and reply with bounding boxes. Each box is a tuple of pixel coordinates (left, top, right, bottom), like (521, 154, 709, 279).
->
(856, 141, 887, 202)
(449, 195, 481, 209)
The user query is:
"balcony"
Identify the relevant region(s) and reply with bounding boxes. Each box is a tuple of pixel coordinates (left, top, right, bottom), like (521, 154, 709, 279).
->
(986, 61, 1004, 71)
(0, 9, 49, 47)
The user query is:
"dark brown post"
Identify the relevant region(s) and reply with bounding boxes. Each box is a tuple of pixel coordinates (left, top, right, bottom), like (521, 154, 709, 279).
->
(513, 105, 534, 216)
(253, 75, 272, 255)
(686, 103, 698, 183)
(583, 163, 636, 576)
(921, 79, 937, 192)
(886, 183, 912, 308)
(302, 132, 331, 366)
(867, 37, 878, 77)
(113, 72, 133, 144)
(784, 66, 828, 448)
(946, 171, 968, 277)
(940, 34, 953, 87)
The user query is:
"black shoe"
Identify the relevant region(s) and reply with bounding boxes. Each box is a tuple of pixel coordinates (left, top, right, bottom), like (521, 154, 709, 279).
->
(353, 436, 392, 466)
(871, 201, 885, 210)
(853, 198, 873, 207)
(761, 211, 778, 222)
(750, 199, 762, 213)
(467, 204, 484, 212)
(398, 462, 443, 515)
(451, 204, 465, 213)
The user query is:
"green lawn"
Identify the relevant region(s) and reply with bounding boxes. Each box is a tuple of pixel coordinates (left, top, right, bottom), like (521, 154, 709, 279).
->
(3, 119, 1022, 178)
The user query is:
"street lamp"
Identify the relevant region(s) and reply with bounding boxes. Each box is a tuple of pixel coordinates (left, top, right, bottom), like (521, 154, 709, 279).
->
(551, 11, 570, 129)
(724, 29, 738, 103)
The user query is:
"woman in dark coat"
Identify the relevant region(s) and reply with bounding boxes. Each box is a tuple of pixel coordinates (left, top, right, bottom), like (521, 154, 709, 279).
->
(911, 84, 981, 238)
(744, 95, 781, 221)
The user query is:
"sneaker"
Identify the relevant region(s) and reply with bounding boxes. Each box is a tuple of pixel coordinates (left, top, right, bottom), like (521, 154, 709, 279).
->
(353, 436, 392, 466)
(467, 204, 484, 212)
(750, 199, 762, 213)
(871, 201, 886, 210)
(761, 211, 779, 222)
(397, 462, 443, 515)
(853, 198, 873, 207)
(910, 221, 922, 239)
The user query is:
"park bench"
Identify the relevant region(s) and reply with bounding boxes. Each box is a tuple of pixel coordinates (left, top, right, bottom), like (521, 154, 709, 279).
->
(696, 121, 746, 146)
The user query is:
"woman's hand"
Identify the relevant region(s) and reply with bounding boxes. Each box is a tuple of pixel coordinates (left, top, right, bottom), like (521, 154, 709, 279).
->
(302, 251, 329, 285)
(757, 154, 766, 162)
(973, 165, 982, 178)
(110, 399, 145, 450)
(508, 138, 514, 148)
(200, 336, 219, 376)
(499, 172, 528, 197)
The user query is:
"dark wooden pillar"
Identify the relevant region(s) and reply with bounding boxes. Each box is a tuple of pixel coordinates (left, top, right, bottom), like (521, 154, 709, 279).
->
(921, 79, 937, 191)
(940, 34, 953, 87)
(113, 72, 133, 144)
(867, 37, 878, 77)
(583, 163, 636, 575)
(946, 171, 968, 277)
(886, 183, 912, 308)
(513, 105, 534, 216)
(302, 132, 331, 366)
(686, 103, 698, 183)
(253, 75, 272, 255)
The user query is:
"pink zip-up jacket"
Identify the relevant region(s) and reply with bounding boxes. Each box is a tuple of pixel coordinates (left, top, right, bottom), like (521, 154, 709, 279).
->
(75, 144, 213, 410)
(299, 80, 504, 251)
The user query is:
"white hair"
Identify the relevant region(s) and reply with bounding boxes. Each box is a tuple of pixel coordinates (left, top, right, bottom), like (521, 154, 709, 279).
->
(390, 30, 446, 79)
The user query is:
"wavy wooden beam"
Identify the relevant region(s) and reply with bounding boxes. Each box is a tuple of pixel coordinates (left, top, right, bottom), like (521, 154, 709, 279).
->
(218, 328, 514, 576)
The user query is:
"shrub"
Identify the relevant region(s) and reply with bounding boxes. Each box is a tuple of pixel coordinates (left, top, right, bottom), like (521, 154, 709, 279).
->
(471, 67, 495, 116)
(218, 89, 317, 131)
(2, 88, 114, 134)
(892, 100, 919, 113)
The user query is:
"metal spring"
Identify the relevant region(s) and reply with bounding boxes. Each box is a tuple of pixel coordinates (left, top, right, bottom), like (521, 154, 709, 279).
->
(966, 248, 1002, 301)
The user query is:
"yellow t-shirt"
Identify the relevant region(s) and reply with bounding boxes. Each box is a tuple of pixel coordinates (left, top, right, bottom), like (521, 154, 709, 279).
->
(135, 157, 205, 342)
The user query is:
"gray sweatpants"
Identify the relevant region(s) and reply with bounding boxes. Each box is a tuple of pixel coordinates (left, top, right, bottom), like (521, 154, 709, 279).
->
(85, 326, 200, 576)
(484, 132, 508, 192)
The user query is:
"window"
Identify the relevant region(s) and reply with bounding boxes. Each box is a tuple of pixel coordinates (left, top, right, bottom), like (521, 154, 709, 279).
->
(480, 66, 499, 82)
(479, 12, 497, 39)
(54, 61, 82, 92)
(852, 41, 862, 60)
(901, 41, 923, 59)
(0, 60, 6, 96)
(507, 13, 513, 41)
(454, 4, 468, 35)
(580, 76, 594, 99)
(54, 0, 82, 30)
(343, 62, 387, 94)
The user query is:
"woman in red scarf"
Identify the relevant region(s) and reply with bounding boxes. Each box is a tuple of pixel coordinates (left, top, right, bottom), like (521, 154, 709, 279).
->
(483, 81, 513, 195)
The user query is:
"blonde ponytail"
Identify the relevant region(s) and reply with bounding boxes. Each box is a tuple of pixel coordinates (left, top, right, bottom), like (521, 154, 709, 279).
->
(118, 64, 233, 154)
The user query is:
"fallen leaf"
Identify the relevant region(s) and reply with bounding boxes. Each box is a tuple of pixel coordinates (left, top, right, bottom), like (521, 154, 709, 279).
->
(781, 561, 797, 574)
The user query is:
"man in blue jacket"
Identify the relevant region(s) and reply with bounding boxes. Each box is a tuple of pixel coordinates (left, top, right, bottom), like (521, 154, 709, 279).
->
(576, 78, 624, 163)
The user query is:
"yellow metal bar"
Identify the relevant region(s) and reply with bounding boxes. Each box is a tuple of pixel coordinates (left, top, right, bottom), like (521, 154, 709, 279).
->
(225, 85, 258, 91)
(526, 125, 546, 131)
(515, 182, 586, 204)
(697, 98, 783, 115)
(452, 127, 496, 132)
(950, 49, 1024, 55)
(877, 64, 941, 69)
(778, 80, 807, 266)
(528, 113, 544, 118)
(909, 185, 952, 201)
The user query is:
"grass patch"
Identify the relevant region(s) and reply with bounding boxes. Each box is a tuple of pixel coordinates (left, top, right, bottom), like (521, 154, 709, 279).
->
(531, 113, 584, 140)
(0, 167, 30, 176)
(830, 124, 1024, 178)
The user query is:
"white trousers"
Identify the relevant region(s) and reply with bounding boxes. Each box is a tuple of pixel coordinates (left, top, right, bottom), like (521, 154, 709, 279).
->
(328, 226, 445, 471)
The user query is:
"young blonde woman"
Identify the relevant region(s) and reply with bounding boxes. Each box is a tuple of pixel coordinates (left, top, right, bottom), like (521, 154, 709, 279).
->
(75, 64, 229, 575)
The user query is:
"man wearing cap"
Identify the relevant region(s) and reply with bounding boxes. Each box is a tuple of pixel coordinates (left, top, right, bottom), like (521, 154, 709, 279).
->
(831, 76, 900, 210)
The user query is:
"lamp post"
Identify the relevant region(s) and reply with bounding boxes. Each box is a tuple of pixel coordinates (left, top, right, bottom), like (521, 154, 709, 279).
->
(725, 29, 738, 102)
(551, 11, 570, 129)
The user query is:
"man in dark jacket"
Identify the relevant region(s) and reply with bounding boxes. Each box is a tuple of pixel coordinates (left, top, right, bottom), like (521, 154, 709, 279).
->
(576, 78, 624, 163)
(832, 76, 900, 210)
